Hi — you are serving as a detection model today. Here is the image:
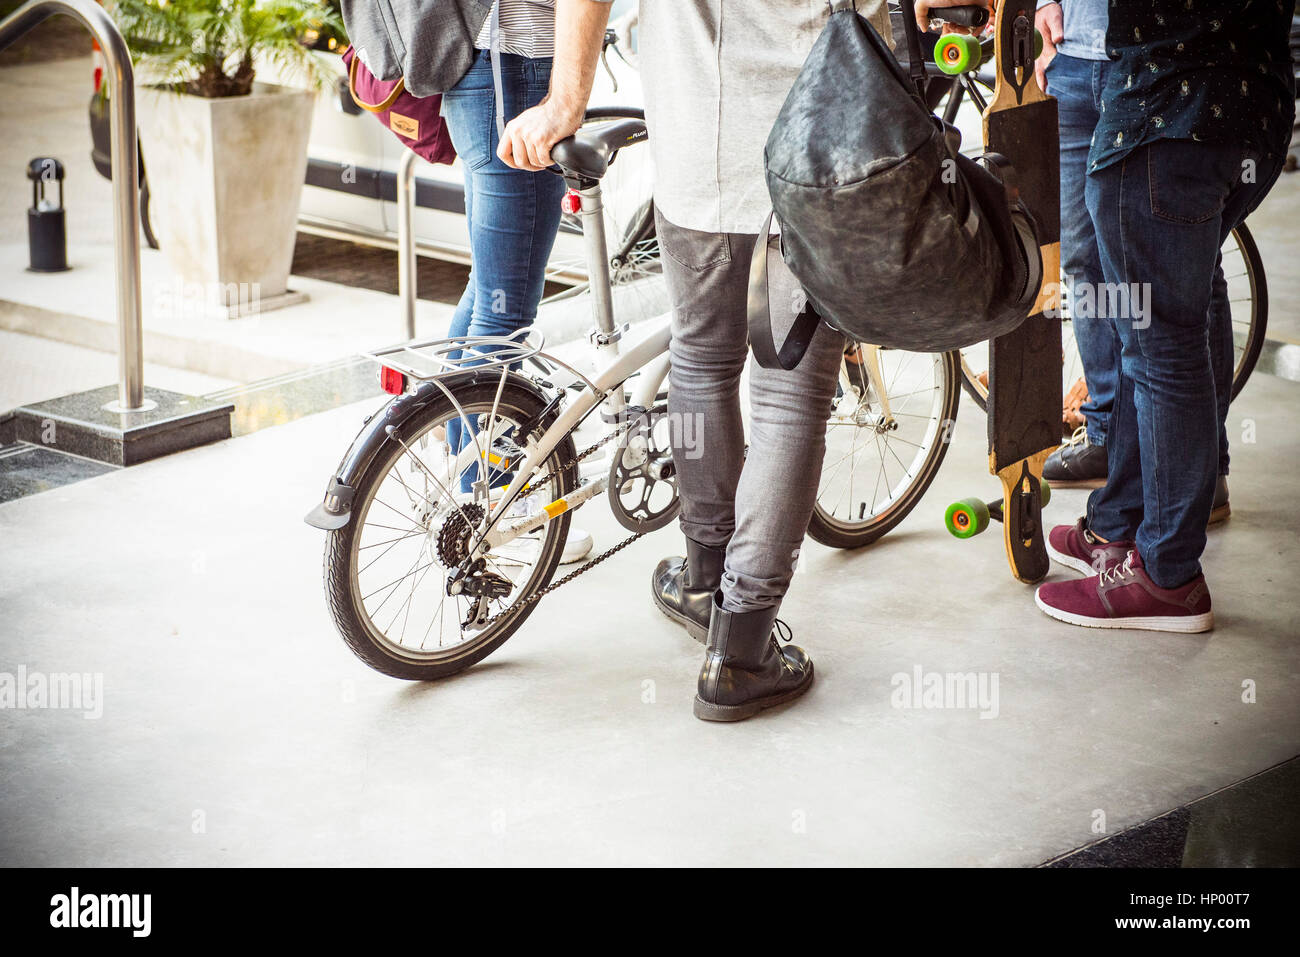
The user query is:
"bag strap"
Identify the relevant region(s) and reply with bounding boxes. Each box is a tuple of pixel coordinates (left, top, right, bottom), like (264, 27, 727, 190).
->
(897, 0, 930, 100)
(489, 1, 507, 138)
(747, 211, 823, 371)
(347, 53, 405, 113)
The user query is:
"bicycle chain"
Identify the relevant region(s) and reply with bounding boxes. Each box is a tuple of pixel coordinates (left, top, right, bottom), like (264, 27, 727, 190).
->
(475, 420, 642, 628)
(480, 528, 645, 627)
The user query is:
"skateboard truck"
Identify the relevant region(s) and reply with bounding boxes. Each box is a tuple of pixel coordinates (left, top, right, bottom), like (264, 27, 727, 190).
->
(945, 471, 1050, 539)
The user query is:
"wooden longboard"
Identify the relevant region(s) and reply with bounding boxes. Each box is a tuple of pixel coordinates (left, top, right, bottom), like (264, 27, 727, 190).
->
(982, 2, 1062, 583)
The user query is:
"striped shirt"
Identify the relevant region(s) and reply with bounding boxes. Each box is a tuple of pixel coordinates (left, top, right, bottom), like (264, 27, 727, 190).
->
(474, 0, 557, 58)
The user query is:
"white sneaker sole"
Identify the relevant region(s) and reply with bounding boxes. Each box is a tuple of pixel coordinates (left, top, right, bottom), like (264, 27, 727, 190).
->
(493, 528, 593, 566)
(1045, 539, 1097, 576)
(560, 529, 594, 565)
(1034, 590, 1214, 633)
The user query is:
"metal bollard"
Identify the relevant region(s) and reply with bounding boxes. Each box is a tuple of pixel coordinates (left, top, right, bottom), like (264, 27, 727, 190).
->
(27, 157, 70, 273)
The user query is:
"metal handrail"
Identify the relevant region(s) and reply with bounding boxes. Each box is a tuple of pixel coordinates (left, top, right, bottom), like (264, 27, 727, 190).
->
(396, 149, 417, 340)
(0, 0, 146, 412)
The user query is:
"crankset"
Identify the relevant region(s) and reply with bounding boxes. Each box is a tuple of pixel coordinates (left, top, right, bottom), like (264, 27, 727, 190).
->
(608, 406, 680, 533)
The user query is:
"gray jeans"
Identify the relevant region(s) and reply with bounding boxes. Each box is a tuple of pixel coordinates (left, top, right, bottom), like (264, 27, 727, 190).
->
(657, 211, 845, 615)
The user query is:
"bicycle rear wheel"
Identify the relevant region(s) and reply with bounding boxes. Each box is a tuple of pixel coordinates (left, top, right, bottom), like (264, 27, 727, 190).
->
(323, 379, 577, 681)
(808, 347, 961, 549)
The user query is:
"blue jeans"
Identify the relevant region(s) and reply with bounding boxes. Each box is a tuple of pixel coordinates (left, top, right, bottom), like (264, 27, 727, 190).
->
(440, 50, 567, 492)
(1084, 139, 1282, 587)
(1048, 53, 1233, 474)
(1045, 53, 1119, 448)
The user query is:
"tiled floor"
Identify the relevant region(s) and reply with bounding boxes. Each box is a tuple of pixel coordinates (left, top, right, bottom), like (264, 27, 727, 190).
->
(0, 441, 113, 504)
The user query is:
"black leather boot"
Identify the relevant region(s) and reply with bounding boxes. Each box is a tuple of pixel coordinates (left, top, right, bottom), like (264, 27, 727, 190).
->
(694, 594, 814, 722)
(651, 538, 725, 642)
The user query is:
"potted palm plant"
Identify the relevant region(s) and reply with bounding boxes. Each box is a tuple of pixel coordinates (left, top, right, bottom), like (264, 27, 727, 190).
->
(110, 0, 343, 315)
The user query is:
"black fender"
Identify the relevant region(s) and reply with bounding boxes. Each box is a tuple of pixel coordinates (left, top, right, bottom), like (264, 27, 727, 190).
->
(303, 368, 547, 531)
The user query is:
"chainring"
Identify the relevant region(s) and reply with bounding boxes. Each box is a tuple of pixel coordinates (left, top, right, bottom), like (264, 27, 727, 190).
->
(607, 409, 680, 533)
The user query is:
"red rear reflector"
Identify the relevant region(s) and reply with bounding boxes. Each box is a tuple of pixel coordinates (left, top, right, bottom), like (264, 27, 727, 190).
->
(379, 366, 406, 395)
(561, 190, 581, 215)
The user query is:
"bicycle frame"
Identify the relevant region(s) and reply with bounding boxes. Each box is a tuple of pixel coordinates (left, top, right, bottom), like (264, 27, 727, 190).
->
(329, 171, 672, 558)
(470, 177, 672, 552)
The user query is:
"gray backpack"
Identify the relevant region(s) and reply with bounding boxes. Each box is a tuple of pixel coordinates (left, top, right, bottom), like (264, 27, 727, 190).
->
(748, 0, 1041, 369)
(341, 0, 493, 97)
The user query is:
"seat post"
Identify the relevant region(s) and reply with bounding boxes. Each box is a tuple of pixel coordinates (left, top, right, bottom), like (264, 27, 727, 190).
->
(572, 178, 626, 419)
(576, 181, 618, 339)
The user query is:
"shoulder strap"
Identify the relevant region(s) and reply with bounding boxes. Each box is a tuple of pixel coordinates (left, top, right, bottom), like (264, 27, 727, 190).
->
(347, 52, 406, 113)
(489, 1, 507, 138)
(747, 211, 823, 371)
(896, 0, 929, 100)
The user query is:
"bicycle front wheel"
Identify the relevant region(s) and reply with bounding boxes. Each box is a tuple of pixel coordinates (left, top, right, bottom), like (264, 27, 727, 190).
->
(809, 347, 961, 549)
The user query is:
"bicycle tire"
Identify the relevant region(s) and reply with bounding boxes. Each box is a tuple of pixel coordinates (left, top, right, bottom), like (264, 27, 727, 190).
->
(323, 380, 577, 681)
(808, 349, 962, 549)
(1227, 221, 1267, 401)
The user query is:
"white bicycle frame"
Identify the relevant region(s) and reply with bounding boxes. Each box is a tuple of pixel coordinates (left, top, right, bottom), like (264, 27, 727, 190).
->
(478, 176, 672, 551)
(367, 173, 672, 559)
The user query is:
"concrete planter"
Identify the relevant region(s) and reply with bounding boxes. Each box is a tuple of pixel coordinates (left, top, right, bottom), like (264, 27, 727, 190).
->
(137, 82, 315, 312)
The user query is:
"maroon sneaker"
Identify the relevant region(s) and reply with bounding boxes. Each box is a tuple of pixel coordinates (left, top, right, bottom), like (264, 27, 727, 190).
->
(1046, 519, 1132, 575)
(1035, 549, 1214, 633)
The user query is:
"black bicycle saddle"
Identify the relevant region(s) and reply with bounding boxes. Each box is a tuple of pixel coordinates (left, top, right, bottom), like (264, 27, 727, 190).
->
(550, 118, 648, 180)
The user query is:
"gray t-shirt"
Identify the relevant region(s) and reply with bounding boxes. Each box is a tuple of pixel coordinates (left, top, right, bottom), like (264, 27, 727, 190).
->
(1039, 0, 1108, 62)
(639, 0, 893, 235)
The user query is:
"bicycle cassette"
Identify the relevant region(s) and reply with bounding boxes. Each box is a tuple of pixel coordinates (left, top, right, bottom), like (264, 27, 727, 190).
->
(607, 409, 680, 533)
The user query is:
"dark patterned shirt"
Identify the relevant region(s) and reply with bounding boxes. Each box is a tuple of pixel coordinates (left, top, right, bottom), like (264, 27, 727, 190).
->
(1089, 0, 1297, 172)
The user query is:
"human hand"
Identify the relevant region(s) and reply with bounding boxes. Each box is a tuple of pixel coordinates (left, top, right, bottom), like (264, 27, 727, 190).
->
(497, 98, 584, 172)
(1035, 2, 1063, 92)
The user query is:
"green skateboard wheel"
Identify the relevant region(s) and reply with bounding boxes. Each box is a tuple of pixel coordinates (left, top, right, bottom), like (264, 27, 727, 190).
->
(1034, 28, 1044, 60)
(945, 498, 990, 539)
(1039, 478, 1051, 507)
(934, 33, 982, 75)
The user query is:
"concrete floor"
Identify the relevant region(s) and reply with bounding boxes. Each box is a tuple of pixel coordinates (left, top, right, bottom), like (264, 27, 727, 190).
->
(0, 364, 1296, 866)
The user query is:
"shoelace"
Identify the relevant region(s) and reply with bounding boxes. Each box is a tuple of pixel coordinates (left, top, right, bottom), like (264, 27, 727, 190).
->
(1100, 550, 1137, 585)
(773, 618, 793, 643)
(1065, 424, 1089, 448)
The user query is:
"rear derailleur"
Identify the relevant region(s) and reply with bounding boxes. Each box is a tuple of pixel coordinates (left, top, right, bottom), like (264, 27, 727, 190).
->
(447, 558, 513, 631)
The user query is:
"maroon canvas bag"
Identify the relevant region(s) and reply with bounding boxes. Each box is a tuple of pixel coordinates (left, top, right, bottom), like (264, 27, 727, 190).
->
(341, 45, 457, 166)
